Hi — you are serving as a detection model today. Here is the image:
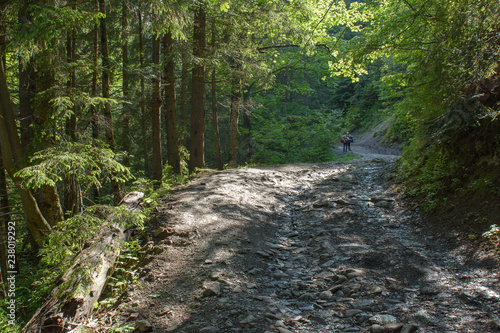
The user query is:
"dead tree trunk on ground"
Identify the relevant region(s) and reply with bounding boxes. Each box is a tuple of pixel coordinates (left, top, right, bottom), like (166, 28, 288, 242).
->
(21, 192, 144, 333)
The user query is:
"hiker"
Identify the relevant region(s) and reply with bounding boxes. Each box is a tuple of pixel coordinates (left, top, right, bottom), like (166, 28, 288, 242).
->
(341, 132, 353, 152)
(341, 135, 348, 152)
(346, 132, 353, 151)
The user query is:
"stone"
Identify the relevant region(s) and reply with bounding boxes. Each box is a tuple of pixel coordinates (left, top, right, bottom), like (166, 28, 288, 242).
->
(318, 290, 333, 300)
(344, 309, 363, 317)
(384, 323, 404, 332)
(202, 281, 221, 297)
(200, 327, 220, 333)
(369, 314, 397, 325)
(134, 319, 153, 332)
(369, 324, 385, 333)
(240, 314, 257, 325)
(277, 328, 294, 333)
(297, 293, 315, 302)
(400, 324, 419, 333)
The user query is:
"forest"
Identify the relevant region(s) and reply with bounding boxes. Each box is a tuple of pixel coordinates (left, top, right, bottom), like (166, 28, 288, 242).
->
(0, 0, 499, 331)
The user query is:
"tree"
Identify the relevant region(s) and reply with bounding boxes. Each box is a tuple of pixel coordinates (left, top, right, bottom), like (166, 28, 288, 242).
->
(163, 32, 181, 174)
(0, 60, 52, 248)
(189, 5, 207, 172)
(151, 34, 163, 184)
(99, 0, 122, 204)
(210, 19, 223, 170)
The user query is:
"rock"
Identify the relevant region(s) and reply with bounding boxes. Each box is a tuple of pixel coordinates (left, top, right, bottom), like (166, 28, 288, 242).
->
(344, 309, 363, 317)
(297, 293, 315, 302)
(369, 324, 385, 333)
(369, 314, 397, 325)
(384, 323, 404, 332)
(134, 319, 153, 332)
(318, 290, 333, 300)
(200, 326, 220, 333)
(400, 324, 419, 333)
(202, 281, 221, 297)
(240, 314, 257, 325)
(276, 328, 294, 333)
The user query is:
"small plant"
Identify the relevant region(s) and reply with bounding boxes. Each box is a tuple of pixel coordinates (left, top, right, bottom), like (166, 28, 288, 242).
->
(483, 224, 500, 254)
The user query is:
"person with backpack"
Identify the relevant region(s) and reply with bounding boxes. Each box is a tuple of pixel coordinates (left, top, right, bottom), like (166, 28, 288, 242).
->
(341, 134, 348, 152)
(346, 132, 353, 151)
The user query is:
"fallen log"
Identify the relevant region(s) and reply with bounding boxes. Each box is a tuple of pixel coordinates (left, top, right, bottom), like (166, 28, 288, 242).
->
(21, 191, 144, 333)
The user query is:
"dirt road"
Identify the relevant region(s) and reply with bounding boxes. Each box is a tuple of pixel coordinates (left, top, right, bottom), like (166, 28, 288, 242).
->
(106, 144, 500, 332)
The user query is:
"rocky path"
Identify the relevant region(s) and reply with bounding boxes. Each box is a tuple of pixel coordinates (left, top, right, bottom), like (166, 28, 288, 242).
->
(108, 147, 500, 333)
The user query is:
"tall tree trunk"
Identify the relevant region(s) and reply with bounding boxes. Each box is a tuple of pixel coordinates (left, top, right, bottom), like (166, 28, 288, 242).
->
(151, 35, 163, 184)
(18, 1, 64, 226)
(0, 60, 51, 249)
(121, 0, 130, 168)
(63, 22, 81, 218)
(18, 2, 35, 153)
(180, 46, 189, 146)
(91, 0, 100, 201)
(210, 21, 223, 170)
(138, 11, 150, 178)
(242, 88, 252, 163)
(228, 62, 241, 168)
(163, 32, 181, 174)
(100, 0, 121, 204)
(189, 6, 207, 172)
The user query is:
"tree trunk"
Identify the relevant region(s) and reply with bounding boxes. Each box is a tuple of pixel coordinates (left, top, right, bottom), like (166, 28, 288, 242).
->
(180, 47, 189, 147)
(63, 23, 81, 218)
(121, 0, 130, 168)
(21, 192, 144, 333)
(151, 35, 163, 184)
(18, 2, 35, 153)
(19, 2, 64, 226)
(0, 60, 51, 249)
(138, 11, 150, 178)
(210, 21, 223, 170)
(91, 0, 100, 201)
(242, 88, 252, 163)
(189, 6, 207, 172)
(228, 63, 241, 168)
(163, 32, 181, 174)
(100, 0, 121, 204)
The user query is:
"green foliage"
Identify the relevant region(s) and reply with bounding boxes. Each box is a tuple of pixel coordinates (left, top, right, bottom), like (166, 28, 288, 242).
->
(483, 224, 500, 254)
(15, 142, 133, 192)
(251, 108, 343, 164)
(97, 240, 142, 311)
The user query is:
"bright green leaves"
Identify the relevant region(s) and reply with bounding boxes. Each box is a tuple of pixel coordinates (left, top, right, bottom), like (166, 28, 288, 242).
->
(15, 142, 133, 192)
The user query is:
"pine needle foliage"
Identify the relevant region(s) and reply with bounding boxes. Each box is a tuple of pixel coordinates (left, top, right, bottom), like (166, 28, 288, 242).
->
(15, 141, 134, 192)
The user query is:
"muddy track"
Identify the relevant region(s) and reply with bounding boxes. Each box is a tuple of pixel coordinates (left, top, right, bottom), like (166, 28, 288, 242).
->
(104, 146, 500, 333)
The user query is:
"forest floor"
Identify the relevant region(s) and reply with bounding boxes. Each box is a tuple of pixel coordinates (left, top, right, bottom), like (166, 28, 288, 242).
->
(99, 139, 500, 333)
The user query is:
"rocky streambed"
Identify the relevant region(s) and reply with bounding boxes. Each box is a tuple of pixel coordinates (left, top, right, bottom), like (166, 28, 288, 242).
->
(102, 151, 500, 333)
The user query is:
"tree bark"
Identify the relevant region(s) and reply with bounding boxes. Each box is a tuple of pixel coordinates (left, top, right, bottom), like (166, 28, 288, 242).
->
(180, 47, 189, 147)
(91, 0, 100, 201)
(228, 67, 241, 168)
(163, 32, 181, 174)
(100, 0, 121, 204)
(138, 11, 150, 178)
(121, 0, 130, 168)
(242, 88, 252, 163)
(189, 6, 207, 172)
(210, 21, 223, 170)
(63, 21, 81, 218)
(151, 35, 163, 184)
(21, 192, 144, 333)
(0, 60, 51, 249)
